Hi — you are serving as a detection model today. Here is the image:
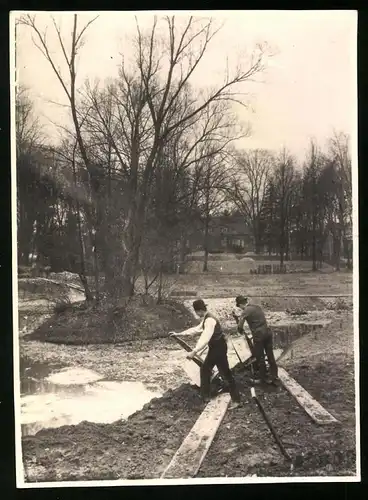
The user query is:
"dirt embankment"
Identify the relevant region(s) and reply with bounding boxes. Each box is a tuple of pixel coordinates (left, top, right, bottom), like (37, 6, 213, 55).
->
(23, 297, 193, 345)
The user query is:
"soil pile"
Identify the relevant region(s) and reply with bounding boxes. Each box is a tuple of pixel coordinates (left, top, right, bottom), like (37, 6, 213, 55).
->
(24, 297, 193, 345)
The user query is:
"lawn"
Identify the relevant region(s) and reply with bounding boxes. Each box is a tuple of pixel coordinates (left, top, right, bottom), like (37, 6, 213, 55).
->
(169, 270, 353, 298)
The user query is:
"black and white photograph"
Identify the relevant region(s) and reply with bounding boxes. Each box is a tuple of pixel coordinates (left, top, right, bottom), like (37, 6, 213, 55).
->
(11, 10, 359, 486)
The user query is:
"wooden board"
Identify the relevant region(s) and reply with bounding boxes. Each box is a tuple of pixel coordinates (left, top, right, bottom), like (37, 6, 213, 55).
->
(161, 393, 231, 478)
(278, 367, 339, 425)
(182, 338, 247, 386)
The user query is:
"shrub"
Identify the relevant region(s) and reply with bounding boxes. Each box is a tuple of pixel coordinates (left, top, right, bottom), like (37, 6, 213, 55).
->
(325, 298, 351, 311)
(54, 298, 73, 314)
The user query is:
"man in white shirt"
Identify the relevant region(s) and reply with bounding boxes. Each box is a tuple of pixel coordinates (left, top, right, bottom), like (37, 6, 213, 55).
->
(170, 299, 241, 409)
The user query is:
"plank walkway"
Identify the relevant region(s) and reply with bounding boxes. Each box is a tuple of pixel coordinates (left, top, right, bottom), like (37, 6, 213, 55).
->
(278, 367, 339, 425)
(164, 363, 338, 479)
(161, 393, 231, 478)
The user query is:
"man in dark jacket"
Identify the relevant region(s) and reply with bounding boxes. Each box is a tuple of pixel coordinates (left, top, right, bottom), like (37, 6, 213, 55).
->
(235, 295, 279, 385)
(170, 299, 241, 408)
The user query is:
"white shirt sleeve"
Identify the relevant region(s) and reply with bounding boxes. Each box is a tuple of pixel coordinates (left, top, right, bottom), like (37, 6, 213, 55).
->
(195, 317, 216, 352)
(179, 322, 204, 336)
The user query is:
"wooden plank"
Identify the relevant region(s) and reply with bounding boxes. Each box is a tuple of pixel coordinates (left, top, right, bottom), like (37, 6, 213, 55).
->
(171, 335, 220, 386)
(278, 367, 338, 425)
(182, 359, 219, 387)
(161, 393, 231, 478)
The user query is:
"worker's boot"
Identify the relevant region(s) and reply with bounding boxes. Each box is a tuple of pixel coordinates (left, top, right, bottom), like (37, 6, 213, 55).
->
(265, 377, 280, 386)
(228, 401, 241, 410)
(250, 378, 263, 385)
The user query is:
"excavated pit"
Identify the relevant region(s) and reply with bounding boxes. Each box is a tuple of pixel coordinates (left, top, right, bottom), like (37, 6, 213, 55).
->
(21, 356, 356, 482)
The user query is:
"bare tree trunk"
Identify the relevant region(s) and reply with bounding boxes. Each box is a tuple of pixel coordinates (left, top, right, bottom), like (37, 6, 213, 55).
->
(280, 247, 284, 266)
(279, 229, 285, 266)
(335, 231, 341, 271)
(157, 260, 164, 304)
(74, 204, 93, 301)
(203, 214, 210, 272)
(312, 215, 317, 271)
(254, 222, 261, 254)
(285, 218, 290, 261)
(279, 210, 285, 266)
(347, 240, 352, 270)
(92, 236, 100, 302)
(70, 150, 93, 301)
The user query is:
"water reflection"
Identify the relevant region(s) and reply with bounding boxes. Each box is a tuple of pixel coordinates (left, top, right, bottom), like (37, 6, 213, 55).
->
(271, 322, 328, 349)
(20, 366, 162, 437)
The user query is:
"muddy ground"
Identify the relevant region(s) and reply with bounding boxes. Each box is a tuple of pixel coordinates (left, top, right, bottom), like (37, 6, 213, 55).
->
(21, 360, 355, 482)
(198, 360, 355, 477)
(200, 314, 356, 478)
(22, 383, 206, 481)
(19, 338, 194, 394)
(22, 314, 356, 482)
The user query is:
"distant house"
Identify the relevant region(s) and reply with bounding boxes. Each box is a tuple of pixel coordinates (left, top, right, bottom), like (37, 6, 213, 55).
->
(188, 213, 253, 253)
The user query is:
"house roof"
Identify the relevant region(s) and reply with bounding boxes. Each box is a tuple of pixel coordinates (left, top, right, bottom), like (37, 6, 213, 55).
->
(210, 214, 251, 234)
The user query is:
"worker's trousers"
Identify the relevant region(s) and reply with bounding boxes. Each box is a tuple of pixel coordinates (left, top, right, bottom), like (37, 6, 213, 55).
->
(252, 329, 278, 381)
(200, 338, 240, 402)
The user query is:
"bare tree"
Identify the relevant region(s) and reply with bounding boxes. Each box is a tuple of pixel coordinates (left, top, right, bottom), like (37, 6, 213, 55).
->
(82, 15, 267, 297)
(15, 85, 43, 155)
(328, 131, 352, 269)
(227, 149, 274, 253)
(16, 87, 44, 266)
(303, 140, 324, 270)
(271, 148, 297, 266)
(20, 13, 99, 300)
(193, 150, 229, 271)
(21, 13, 268, 299)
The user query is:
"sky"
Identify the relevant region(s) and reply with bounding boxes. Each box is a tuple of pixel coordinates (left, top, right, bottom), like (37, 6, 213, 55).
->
(12, 10, 357, 162)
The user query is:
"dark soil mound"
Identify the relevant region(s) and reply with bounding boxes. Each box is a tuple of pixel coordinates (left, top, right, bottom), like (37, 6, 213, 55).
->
(25, 297, 193, 345)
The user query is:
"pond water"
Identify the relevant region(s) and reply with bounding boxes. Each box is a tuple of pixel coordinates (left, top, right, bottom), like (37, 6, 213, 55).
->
(20, 364, 162, 437)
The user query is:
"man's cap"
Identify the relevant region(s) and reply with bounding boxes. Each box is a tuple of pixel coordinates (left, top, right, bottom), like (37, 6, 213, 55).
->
(235, 295, 248, 306)
(192, 299, 207, 311)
